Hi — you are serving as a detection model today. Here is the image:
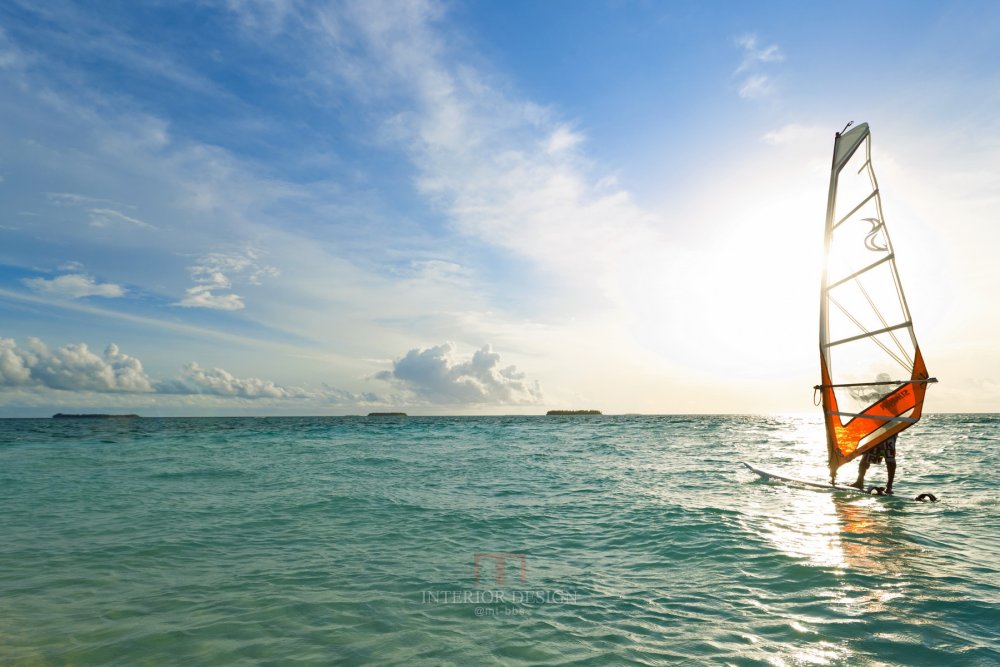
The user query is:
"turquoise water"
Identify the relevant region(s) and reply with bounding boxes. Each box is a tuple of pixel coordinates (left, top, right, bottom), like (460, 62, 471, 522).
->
(1, 414, 997, 665)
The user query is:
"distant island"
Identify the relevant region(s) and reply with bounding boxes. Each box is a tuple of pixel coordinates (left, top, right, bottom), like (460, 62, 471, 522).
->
(52, 413, 141, 419)
(367, 412, 407, 417)
(546, 410, 602, 416)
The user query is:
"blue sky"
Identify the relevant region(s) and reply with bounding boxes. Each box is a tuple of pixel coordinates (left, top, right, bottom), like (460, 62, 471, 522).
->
(1, 0, 998, 416)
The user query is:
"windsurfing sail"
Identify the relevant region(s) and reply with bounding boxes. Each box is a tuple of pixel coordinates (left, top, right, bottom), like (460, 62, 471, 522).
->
(817, 122, 936, 482)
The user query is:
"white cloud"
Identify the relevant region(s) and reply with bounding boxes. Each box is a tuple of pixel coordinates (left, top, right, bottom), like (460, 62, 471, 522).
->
(0, 337, 153, 392)
(545, 125, 583, 154)
(45, 192, 119, 208)
(176, 267, 244, 310)
(762, 123, 822, 145)
(299, 4, 661, 296)
(0, 26, 26, 70)
(376, 342, 542, 404)
(22, 273, 125, 298)
(44, 193, 155, 229)
(227, 0, 300, 34)
(174, 248, 278, 310)
(735, 33, 783, 99)
(175, 287, 245, 311)
(0, 336, 326, 401)
(155, 362, 308, 398)
(735, 34, 784, 72)
(88, 207, 155, 229)
(739, 74, 772, 100)
(0, 340, 32, 385)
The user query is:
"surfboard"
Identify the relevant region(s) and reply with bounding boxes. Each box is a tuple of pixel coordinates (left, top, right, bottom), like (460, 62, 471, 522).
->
(743, 462, 875, 494)
(743, 462, 937, 501)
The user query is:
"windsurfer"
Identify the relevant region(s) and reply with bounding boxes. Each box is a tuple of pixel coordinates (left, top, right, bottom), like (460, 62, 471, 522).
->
(849, 434, 897, 494)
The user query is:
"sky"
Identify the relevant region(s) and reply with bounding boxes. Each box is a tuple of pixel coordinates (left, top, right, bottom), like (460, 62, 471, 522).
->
(1, 0, 998, 416)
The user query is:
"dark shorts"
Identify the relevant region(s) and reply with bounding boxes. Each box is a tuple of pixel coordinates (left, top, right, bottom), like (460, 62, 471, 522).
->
(863, 435, 897, 465)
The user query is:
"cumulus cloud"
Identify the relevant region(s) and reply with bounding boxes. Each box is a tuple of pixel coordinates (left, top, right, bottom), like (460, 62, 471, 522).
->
(735, 33, 783, 99)
(22, 273, 126, 298)
(0, 337, 153, 392)
(0, 337, 327, 401)
(175, 248, 278, 310)
(155, 362, 308, 398)
(375, 342, 542, 404)
(176, 274, 245, 311)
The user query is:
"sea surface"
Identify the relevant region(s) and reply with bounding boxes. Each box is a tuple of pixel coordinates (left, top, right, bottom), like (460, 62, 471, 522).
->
(0, 414, 997, 666)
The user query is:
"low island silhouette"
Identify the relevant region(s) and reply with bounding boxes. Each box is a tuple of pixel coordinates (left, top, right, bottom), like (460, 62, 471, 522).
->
(52, 413, 141, 419)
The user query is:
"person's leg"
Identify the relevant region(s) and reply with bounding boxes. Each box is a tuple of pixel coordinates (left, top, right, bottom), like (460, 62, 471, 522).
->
(884, 437, 897, 494)
(851, 458, 870, 489)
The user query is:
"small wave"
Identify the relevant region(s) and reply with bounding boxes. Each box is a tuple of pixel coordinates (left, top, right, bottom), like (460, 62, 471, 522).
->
(148, 469, 247, 480)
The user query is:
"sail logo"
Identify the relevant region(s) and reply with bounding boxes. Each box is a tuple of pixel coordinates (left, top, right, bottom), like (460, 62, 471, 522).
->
(862, 217, 888, 251)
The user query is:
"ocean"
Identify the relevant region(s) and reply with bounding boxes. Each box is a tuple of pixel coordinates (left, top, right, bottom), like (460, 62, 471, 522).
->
(0, 414, 997, 665)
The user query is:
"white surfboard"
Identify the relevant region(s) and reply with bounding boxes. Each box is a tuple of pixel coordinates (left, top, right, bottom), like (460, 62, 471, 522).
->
(744, 462, 882, 495)
(742, 462, 937, 502)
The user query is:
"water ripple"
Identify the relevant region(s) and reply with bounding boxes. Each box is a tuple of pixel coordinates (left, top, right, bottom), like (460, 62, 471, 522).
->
(0, 415, 997, 665)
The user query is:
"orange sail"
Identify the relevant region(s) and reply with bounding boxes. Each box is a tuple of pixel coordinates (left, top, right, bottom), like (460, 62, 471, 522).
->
(817, 123, 936, 481)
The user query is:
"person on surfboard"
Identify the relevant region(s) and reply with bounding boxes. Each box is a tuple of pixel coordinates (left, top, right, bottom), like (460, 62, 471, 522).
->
(849, 434, 897, 494)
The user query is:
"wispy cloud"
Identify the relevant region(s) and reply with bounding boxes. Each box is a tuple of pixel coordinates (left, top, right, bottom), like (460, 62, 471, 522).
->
(45, 192, 119, 207)
(45, 194, 155, 229)
(289, 1, 660, 297)
(0, 26, 26, 70)
(735, 34, 784, 72)
(739, 74, 772, 100)
(762, 123, 815, 145)
(375, 342, 542, 404)
(735, 33, 783, 99)
(22, 273, 125, 298)
(88, 208, 155, 230)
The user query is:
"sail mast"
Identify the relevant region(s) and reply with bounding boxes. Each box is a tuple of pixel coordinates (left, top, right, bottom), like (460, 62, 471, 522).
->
(818, 127, 842, 481)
